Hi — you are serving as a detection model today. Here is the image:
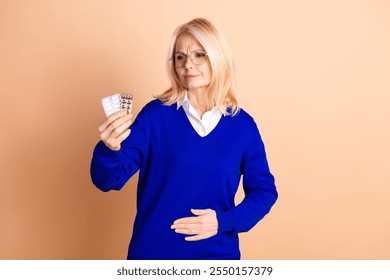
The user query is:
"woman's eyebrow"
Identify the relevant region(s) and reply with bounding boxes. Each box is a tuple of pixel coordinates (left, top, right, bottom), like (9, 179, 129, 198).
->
(175, 49, 205, 54)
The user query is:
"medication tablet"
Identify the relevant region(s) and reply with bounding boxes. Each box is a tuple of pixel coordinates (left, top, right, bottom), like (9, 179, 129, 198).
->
(101, 93, 133, 117)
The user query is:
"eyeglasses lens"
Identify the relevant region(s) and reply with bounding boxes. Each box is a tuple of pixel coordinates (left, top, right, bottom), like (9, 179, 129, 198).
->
(174, 52, 206, 67)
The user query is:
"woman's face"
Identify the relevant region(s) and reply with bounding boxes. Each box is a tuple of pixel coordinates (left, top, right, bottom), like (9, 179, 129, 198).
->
(174, 34, 212, 93)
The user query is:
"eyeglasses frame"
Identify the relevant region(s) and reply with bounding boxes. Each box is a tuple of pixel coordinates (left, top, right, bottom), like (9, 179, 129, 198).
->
(170, 50, 209, 68)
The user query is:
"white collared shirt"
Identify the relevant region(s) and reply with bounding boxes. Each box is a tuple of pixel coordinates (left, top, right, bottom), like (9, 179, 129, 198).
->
(177, 92, 222, 137)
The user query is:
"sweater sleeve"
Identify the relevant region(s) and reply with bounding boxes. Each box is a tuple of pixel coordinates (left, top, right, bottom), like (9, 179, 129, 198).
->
(216, 121, 278, 234)
(90, 106, 150, 192)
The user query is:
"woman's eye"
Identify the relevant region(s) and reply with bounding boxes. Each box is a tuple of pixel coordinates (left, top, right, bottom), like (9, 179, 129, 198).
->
(195, 52, 206, 58)
(176, 54, 186, 60)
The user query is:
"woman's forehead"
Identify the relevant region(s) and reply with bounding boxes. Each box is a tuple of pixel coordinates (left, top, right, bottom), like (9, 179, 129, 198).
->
(175, 34, 204, 52)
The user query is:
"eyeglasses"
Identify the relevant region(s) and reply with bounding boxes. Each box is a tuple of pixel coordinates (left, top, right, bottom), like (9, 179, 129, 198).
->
(172, 51, 208, 68)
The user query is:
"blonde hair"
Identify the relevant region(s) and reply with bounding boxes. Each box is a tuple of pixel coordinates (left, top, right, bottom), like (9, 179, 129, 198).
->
(155, 18, 239, 116)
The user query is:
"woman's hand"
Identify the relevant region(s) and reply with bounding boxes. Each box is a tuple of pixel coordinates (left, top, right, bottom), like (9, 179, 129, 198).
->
(98, 110, 133, 151)
(171, 209, 218, 241)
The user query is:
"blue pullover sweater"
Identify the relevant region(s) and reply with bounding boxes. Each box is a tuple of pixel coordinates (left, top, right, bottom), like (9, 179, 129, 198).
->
(90, 99, 277, 260)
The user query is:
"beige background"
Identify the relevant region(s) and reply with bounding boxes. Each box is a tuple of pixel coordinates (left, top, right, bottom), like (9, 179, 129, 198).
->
(0, 0, 389, 259)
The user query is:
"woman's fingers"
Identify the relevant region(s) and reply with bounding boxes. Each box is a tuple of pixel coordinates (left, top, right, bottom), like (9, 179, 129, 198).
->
(105, 128, 131, 151)
(171, 208, 218, 241)
(108, 116, 133, 139)
(184, 234, 207, 241)
(191, 208, 213, 215)
(98, 110, 128, 133)
(172, 216, 201, 226)
(98, 110, 133, 151)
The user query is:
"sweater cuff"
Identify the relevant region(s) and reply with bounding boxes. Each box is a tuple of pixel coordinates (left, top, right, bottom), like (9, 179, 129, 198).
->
(93, 141, 124, 159)
(216, 209, 236, 234)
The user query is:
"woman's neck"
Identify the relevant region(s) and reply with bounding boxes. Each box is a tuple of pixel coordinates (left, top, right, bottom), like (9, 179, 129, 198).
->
(187, 89, 209, 119)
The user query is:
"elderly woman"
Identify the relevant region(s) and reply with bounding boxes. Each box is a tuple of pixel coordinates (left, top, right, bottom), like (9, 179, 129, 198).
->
(90, 18, 277, 260)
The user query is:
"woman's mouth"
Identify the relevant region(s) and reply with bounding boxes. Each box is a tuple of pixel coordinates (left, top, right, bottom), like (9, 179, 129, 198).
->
(186, 75, 200, 79)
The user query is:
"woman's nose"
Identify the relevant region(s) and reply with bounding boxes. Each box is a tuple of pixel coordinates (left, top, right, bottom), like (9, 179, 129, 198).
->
(184, 56, 194, 70)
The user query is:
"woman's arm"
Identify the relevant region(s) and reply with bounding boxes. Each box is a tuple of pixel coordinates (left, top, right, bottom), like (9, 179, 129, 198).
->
(217, 122, 278, 234)
(90, 107, 150, 192)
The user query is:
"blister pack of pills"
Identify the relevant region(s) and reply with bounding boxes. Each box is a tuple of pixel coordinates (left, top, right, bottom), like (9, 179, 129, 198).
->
(101, 93, 133, 117)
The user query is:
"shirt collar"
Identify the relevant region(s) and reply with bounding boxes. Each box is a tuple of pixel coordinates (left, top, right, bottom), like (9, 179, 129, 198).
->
(176, 90, 222, 116)
(176, 90, 189, 110)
